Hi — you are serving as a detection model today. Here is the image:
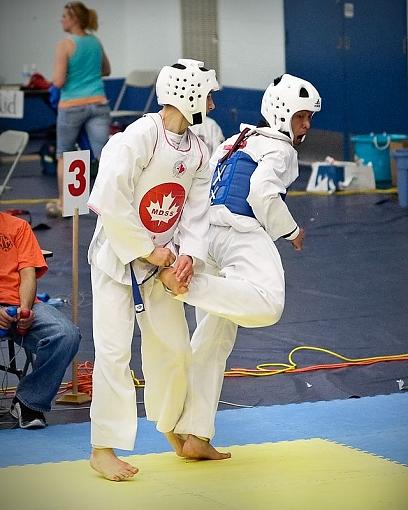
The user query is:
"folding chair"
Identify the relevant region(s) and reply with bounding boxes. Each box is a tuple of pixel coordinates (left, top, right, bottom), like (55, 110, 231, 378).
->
(0, 130, 29, 197)
(0, 250, 52, 380)
(110, 69, 158, 123)
(0, 335, 35, 380)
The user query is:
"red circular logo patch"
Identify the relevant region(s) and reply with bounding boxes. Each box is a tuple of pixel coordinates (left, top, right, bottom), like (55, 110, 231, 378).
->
(139, 182, 185, 233)
(173, 161, 186, 177)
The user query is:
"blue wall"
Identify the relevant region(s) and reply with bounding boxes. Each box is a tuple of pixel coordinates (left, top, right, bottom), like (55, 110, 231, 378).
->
(105, 79, 264, 138)
(0, 80, 265, 139)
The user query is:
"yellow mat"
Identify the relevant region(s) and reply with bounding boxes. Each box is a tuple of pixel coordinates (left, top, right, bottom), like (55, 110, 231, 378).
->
(1, 439, 407, 510)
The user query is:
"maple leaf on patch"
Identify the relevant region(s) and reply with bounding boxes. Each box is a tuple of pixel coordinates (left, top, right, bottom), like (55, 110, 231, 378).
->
(146, 192, 180, 225)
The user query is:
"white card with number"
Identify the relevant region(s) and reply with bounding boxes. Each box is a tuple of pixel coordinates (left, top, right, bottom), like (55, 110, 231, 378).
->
(62, 150, 90, 217)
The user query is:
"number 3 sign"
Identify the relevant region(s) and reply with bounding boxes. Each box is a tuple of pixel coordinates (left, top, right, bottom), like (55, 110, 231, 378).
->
(62, 150, 90, 217)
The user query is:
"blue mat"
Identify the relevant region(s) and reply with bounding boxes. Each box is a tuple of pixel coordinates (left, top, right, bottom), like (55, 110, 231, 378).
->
(1, 393, 407, 467)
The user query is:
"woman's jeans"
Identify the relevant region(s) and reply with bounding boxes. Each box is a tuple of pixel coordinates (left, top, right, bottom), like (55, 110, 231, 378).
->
(9, 303, 81, 412)
(56, 103, 110, 159)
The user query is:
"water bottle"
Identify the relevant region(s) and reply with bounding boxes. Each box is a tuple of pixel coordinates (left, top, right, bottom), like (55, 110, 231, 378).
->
(47, 298, 65, 308)
(0, 307, 18, 338)
(21, 64, 31, 86)
(36, 292, 50, 302)
(16, 309, 31, 336)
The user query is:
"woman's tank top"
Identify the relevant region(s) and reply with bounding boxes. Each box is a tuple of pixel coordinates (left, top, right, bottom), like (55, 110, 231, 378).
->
(60, 34, 106, 106)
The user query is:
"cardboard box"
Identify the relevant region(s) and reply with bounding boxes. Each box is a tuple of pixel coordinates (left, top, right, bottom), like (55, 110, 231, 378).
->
(390, 140, 408, 186)
(306, 160, 375, 193)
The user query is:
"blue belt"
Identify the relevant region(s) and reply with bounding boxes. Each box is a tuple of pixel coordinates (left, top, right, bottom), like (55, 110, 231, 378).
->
(130, 266, 145, 313)
(130, 265, 159, 313)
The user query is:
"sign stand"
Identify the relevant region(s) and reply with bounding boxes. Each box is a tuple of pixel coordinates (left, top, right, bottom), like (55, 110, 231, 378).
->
(57, 151, 91, 405)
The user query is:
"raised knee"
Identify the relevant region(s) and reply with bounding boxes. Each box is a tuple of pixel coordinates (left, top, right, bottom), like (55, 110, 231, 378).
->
(244, 297, 284, 327)
(262, 298, 284, 326)
(266, 303, 284, 326)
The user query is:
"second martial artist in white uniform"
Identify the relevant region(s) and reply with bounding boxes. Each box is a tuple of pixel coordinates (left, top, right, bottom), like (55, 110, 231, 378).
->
(87, 59, 219, 481)
(160, 74, 322, 458)
(190, 116, 225, 155)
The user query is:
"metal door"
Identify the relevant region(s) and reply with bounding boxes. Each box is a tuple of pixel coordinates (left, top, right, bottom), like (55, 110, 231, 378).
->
(343, 0, 407, 133)
(284, 0, 407, 154)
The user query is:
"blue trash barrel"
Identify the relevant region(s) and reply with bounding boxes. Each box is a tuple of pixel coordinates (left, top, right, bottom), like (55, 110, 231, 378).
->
(393, 149, 408, 208)
(351, 133, 408, 185)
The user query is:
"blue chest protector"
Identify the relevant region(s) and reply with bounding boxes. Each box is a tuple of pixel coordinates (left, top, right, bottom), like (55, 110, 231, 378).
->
(210, 150, 257, 218)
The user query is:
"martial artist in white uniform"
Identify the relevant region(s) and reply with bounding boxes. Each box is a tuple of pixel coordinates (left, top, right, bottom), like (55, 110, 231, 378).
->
(160, 74, 322, 450)
(190, 116, 225, 155)
(87, 59, 219, 481)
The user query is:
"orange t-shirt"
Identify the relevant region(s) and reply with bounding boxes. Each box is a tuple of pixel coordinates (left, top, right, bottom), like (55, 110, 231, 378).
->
(0, 212, 48, 305)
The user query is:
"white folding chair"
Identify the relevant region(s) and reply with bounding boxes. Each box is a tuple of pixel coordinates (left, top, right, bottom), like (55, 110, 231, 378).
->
(110, 69, 158, 121)
(0, 130, 29, 197)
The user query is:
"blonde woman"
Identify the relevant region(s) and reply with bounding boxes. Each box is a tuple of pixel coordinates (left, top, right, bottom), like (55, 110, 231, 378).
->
(47, 2, 111, 217)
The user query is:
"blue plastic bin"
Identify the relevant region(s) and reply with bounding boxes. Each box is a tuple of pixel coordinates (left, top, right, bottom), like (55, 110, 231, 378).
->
(351, 133, 408, 185)
(393, 149, 408, 208)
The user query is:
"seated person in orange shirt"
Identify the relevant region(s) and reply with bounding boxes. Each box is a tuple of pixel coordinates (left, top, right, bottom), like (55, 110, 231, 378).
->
(0, 211, 81, 428)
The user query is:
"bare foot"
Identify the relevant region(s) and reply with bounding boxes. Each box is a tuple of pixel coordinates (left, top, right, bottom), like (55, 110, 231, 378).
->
(182, 434, 231, 460)
(90, 448, 139, 481)
(159, 268, 188, 295)
(164, 431, 186, 457)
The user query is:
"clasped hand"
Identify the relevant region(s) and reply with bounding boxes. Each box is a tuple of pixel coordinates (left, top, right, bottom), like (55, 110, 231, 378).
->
(146, 248, 193, 285)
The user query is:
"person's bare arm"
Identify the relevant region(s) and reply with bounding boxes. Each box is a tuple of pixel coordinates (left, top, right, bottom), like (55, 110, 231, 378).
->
(17, 267, 37, 329)
(53, 39, 72, 88)
(101, 49, 111, 77)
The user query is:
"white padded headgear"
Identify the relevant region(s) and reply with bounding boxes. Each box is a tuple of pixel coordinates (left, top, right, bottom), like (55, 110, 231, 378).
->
(156, 59, 219, 125)
(261, 74, 321, 142)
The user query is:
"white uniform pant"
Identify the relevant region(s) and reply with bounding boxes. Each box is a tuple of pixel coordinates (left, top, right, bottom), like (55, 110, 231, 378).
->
(91, 225, 284, 448)
(90, 265, 191, 451)
(173, 224, 285, 439)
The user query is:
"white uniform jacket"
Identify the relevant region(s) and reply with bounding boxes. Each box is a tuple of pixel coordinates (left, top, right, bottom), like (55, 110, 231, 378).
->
(190, 117, 225, 156)
(88, 113, 211, 284)
(209, 124, 299, 241)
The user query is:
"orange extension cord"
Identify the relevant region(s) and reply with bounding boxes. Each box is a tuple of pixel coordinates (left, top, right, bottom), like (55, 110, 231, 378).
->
(223, 346, 408, 377)
(2, 346, 408, 399)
